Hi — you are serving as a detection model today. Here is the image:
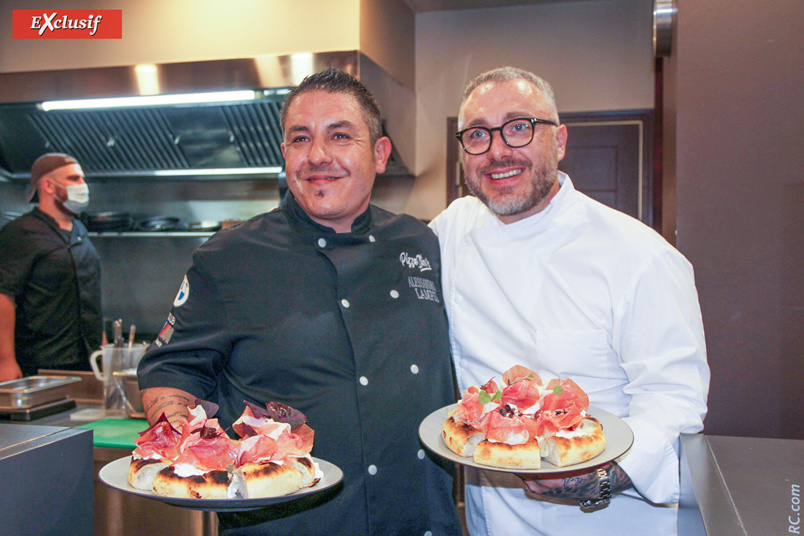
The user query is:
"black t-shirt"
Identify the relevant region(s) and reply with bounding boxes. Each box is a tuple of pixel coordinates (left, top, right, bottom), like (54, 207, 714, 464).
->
(138, 194, 461, 536)
(0, 207, 103, 375)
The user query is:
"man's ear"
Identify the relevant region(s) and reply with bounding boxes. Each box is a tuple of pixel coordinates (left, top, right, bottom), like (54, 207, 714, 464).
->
(556, 124, 568, 162)
(40, 176, 57, 196)
(374, 136, 392, 174)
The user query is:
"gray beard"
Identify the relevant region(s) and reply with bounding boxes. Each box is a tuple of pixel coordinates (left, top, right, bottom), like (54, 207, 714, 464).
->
(465, 159, 557, 217)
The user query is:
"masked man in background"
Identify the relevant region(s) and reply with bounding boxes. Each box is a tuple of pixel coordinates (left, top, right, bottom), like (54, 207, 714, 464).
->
(0, 153, 103, 381)
(430, 66, 710, 535)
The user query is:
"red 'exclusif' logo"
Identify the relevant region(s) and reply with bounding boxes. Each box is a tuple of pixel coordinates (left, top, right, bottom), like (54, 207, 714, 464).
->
(12, 10, 122, 39)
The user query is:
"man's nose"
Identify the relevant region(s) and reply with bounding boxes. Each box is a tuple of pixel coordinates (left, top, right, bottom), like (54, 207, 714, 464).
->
(308, 138, 333, 165)
(487, 130, 513, 159)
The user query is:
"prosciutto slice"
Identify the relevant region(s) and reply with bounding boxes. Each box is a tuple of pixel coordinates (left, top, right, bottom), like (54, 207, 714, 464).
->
(233, 403, 316, 466)
(133, 414, 184, 461)
(485, 409, 529, 445)
(536, 378, 590, 436)
(174, 431, 240, 472)
(500, 378, 542, 412)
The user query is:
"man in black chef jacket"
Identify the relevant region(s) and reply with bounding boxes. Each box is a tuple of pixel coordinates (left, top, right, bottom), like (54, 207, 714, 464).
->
(0, 153, 103, 382)
(137, 68, 462, 536)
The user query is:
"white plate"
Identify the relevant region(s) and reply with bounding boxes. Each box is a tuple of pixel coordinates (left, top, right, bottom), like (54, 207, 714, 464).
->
(419, 404, 634, 475)
(99, 456, 343, 512)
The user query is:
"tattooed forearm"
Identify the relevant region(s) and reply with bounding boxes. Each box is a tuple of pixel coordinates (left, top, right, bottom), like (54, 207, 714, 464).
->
(534, 471, 600, 501)
(609, 463, 633, 494)
(520, 462, 633, 501)
(141, 387, 195, 425)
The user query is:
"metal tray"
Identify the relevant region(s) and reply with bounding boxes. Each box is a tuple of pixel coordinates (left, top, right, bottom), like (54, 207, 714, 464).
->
(0, 375, 81, 409)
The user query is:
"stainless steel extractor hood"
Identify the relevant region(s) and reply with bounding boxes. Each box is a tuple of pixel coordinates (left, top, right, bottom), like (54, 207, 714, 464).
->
(0, 51, 411, 181)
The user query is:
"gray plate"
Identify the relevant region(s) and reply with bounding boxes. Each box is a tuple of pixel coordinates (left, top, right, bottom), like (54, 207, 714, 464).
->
(418, 404, 634, 474)
(99, 456, 343, 512)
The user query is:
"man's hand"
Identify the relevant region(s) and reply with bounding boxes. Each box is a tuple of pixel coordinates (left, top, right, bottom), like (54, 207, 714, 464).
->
(518, 462, 632, 502)
(0, 360, 22, 383)
(0, 292, 21, 382)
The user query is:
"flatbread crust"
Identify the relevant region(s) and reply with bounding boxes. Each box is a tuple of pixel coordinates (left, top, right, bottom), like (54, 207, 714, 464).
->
(442, 414, 606, 469)
(152, 466, 231, 500)
(473, 436, 542, 469)
(442, 416, 485, 457)
(128, 458, 170, 490)
(231, 457, 317, 498)
(540, 417, 607, 467)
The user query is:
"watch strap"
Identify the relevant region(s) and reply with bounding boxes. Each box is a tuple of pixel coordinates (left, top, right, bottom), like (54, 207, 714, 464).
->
(580, 467, 612, 509)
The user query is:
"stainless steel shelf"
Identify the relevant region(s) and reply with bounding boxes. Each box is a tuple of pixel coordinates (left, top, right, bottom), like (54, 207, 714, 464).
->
(88, 232, 215, 238)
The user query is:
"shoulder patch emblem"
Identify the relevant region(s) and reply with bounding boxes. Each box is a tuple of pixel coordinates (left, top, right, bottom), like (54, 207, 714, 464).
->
(173, 275, 190, 307)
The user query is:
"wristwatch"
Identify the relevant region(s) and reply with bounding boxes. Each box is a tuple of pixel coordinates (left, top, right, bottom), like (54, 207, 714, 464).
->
(580, 467, 611, 509)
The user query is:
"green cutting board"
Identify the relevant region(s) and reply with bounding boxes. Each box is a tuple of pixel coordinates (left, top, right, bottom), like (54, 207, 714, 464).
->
(77, 418, 148, 449)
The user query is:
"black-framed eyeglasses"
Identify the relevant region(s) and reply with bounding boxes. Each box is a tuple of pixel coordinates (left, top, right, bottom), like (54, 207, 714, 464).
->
(455, 117, 558, 155)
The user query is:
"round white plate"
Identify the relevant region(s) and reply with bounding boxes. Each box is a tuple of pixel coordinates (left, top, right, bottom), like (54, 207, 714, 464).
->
(419, 404, 634, 474)
(99, 456, 343, 511)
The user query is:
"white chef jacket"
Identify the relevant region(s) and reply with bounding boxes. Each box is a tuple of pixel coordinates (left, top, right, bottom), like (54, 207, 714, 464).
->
(429, 173, 710, 536)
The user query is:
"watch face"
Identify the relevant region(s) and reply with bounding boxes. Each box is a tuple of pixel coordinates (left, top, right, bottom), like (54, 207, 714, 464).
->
(653, 0, 676, 57)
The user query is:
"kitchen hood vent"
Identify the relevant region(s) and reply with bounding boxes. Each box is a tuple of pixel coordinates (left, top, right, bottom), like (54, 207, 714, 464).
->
(27, 97, 286, 176)
(0, 52, 412, 181)
(0, 96, 410, 181)
(0, 95, 287, 179)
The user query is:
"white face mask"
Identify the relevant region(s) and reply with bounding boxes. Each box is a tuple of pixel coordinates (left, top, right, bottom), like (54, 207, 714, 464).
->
(60, 183, 90, 215)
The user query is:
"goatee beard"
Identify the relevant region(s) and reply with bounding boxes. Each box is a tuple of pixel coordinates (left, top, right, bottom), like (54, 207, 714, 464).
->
(466, 158, 557, 217)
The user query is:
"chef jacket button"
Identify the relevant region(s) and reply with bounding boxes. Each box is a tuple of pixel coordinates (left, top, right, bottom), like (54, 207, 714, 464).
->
(390, 290, 399, 299)
(317, 238, 327, 248)
(359, 376, 369, 386)
(410, 364, 419, 374)
(368, 464, 378, 475)
(369, 235, 376, 242)
(417, 449, 425, 460)
(341, 298, 350, 308)
(425, 532, 433, 536)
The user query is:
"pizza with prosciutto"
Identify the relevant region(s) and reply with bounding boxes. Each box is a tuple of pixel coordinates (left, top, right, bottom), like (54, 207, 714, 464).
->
(128, 400, 320, 499)
(442, 366, 606, 469)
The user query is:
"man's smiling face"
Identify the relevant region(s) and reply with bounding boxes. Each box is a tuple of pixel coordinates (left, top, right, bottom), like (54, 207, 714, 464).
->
(281, 90, 390, 233)
(459, 78, 567, 224)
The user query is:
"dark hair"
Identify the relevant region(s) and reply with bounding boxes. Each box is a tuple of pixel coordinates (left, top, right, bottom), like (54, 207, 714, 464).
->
(279, 67, 383, 143)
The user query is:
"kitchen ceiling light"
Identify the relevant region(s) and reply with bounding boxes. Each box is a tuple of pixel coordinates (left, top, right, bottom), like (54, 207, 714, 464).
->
(152, 167, 283, 177)
(40, 90, 259, 111)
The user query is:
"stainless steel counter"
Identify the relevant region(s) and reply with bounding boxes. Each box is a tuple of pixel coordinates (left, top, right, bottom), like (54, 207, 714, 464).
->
(2, 402, 217, 536)
(0, 423, 93, 536)
(680, 433, 804, 535)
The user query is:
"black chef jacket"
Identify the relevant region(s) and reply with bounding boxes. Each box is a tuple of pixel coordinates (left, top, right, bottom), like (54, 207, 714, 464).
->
(0, 207, 103, 375)
(138, 193, 462, 536)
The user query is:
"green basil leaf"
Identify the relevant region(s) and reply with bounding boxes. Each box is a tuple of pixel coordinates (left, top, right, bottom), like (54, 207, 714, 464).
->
(478, 390, 491, 405)
(492, 390, 502, 401)
(553, 385, 563, 395)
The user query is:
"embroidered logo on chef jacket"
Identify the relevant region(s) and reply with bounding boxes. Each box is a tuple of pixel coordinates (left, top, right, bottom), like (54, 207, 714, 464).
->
(408, 276, 440, 303)
(173, 275, 190, 307)
(399, 252, 432, 272)
(12, 9, 123, 39)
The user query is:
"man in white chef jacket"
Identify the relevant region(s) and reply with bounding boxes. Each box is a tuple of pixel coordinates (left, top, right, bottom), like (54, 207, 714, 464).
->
(429, 66, 710, 535)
